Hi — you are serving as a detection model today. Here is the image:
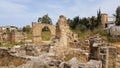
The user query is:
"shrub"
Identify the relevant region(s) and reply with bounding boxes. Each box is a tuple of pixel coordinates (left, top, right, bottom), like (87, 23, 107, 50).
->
(93, 29, 107, 36)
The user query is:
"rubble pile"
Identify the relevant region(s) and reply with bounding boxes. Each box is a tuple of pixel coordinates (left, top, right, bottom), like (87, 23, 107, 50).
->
(0, 48, 27, 66)
(10, 44, 50, 56)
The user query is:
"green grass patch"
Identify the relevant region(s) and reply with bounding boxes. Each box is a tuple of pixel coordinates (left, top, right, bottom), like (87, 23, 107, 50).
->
(71, 27, 108, 41)
(41, 31, 51, 41)
(93, 28, 107, 36)
(0, 42, 23, 47)
(71, 29, 93, 41)
(78, 30, 92, 41)
(26, 32, 32, 40)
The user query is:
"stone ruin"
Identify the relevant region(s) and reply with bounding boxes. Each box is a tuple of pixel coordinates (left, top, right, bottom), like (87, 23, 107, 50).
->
(0, 29, 26, 44)
(0, 47, 28, 67)
(0, 15, 116, 68)
(32, 22, 55, 43)
(51, 15, 78, 47)
(32, 15, 78, 45)
(88, 35, 117, 68)
(108, 26, 120, 42)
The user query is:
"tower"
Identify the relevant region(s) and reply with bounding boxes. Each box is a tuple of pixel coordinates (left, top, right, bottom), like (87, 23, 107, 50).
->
(101, 14, 108, 28)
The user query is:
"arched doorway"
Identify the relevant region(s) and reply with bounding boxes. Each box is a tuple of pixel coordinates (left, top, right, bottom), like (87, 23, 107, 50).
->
(32, 23, 55, 44)
(41, 26, 51, 41)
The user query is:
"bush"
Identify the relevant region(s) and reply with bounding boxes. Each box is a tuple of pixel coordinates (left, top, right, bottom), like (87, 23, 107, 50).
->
(75, 24, 87, 32)
(93, 29, 107, 36)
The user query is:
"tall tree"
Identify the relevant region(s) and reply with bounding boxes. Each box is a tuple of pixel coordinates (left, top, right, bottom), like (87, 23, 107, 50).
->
(97, 9, 101, 27)
(38, 14, 52, 25)
(81, 18, 90, 29)
(115, 6, 120, 26)
(90, 16, 96, 31)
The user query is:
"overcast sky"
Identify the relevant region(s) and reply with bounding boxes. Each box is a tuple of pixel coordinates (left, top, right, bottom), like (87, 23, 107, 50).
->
(0, 0, 120, 27)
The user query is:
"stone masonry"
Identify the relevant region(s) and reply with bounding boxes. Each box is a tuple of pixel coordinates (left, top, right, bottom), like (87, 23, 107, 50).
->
(0, 29, 26, 44)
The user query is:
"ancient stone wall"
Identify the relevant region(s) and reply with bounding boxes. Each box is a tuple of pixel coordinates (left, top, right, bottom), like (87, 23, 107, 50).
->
(11, 30, 26, 43)
(0, 33, 11, 43)
(89, 36, 117, 68)
(0, 29, 26, 44)
(108, 26, 120, 42)
(99, 47, 117, 68)
(32, 23, 55, 43)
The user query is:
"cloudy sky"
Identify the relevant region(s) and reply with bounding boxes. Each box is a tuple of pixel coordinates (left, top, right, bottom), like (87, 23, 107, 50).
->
(0, 0, 120, 27)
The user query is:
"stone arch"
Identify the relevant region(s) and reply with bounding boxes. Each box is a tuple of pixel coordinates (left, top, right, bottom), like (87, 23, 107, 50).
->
(32, 22, 55, 43)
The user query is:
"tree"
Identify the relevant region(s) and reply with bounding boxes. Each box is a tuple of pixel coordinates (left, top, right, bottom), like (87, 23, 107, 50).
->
(38, 17, 42, 23)
(22, 27, 26, 32)
(22, 25, 31, 33)
(76, 24, 87, 32)
(80, 18, 90, 29)
(67, 18, 73, 29)
(115, 6, 120, 26)
(90, 16, 95, 31)
(72, 16, 79, 29)
(90, 16, 97, 31)
(38, 14, 52, 25)
(97, 9, 101, 27)
(10, 26, 18, 29)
